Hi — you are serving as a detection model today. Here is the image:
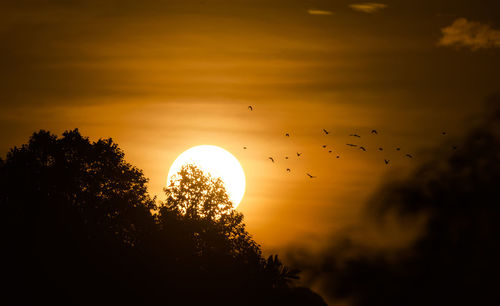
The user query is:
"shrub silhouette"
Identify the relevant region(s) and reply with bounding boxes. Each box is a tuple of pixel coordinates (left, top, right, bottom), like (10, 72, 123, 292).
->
(1, 129, 326, 306)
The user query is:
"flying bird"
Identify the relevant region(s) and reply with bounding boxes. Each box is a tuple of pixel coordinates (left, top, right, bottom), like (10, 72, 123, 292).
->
(323, 129, 329, 135)
(285, 133, 290, 137)
(248, 105, 253, 111)
(405, 154, 413, 158)
(378, 147, 383, 151)
(286, 168, 291, 172)
(452, 145, 457, 150)
(328, 150, 332, 153)
(243, 146, 247, 149)
(384, 159, 390, 165)
(268, 157, 275, 163)
(336, 155, 340, 158)
(396, 148, 401, 151)
(349, 134, 361, 138)
(306, 173, 316, 178)
(297, 152, 302, 157)
(442, 131, 446, 135)
(322, 145, 327, 148)
(346, 143, 357, 147)
(371, 129, 378, 134)
(359, 146, 366, 151)
(285, 156, 289, 160)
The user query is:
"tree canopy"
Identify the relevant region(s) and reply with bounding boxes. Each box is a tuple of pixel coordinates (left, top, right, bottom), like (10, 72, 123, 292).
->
(1, 129, 326, 306)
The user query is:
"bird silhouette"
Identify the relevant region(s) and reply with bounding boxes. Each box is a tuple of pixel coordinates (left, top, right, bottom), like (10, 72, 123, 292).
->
(346, 143, 357, 147)
(371, 129, 378, 134)
(323, 129, 329, 135)
(285, 156, 289, 159)
(452, 145, 457, 150)
(306, 173, 316, 178)
(269, 157, 275, 163)
(378, 147, 383, 151)
(396, 148, 401, 151)
(285, 133, 290, 137)
(297, 152, 302, 157)
(243, 146, 247, 149)
(405, 154, 413, 158)
(286, 168, 291, 172)
(442, 131, 446, 135)
(336, 155, 340, 158)
(328, 150, 332, 153)
(359, 146, 366, 151)
(349, 134, 361, 138)
(322, 145, 327, 148)
(248, 105, 253, 111)
(384, 159, 390, 165)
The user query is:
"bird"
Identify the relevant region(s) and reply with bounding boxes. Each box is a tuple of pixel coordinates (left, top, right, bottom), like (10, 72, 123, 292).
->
(306, 173, 316, 178)
(396, 148, 401, 151)
(269, 157, 275, 163)
(371, 129, 378, 134)
(405, 154, 413, 158)
(286, 168, 291, 172)
(285, 133, 290, 137)
(328, 150, 332, 153)
(248, 105, 253, 111)
(243, 146, 247, 149)
(336, 155, 340, 158)
(322, 145, 327, 148)
(359, 146, 366, 151)
(323, 129, 329, 135)
(452, 145, 457, 150)
(378, 147, 383, 151)
(384, 159, 390, 165)
(442, 131, 446, 135)
(297, 152, 302, 157)
(349, 134, 361, 138)
(346, 143, 357, 147)
(285, 156, 289, 160)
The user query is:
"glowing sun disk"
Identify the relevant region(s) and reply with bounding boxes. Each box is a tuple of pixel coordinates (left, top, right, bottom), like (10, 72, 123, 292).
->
(167, 145, 246, 208)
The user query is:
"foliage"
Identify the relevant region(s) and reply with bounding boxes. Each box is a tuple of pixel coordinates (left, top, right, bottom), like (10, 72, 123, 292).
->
(1, 129, 326, 306)
(264, 254, 301, 289)
(159, 164, 261, 261)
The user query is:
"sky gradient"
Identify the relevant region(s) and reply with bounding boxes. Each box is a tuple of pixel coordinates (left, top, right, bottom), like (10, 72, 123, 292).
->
(1, 0, 499, 253)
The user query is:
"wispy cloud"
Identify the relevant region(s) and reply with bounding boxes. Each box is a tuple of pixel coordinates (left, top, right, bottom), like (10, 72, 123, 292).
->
(307, 9, 333, 16)
(438, 18, 500, 50)
(349, 3, 387, 13)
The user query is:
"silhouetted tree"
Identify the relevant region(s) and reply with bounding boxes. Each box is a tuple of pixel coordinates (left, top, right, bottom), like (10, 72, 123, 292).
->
(1, 129, 326, 306)
(1, 129, 157, 305)
(264, 254, 301, 289)
(159, 164, 261, 262)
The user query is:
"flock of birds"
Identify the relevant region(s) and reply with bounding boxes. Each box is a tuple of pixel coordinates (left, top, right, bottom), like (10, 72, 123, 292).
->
(245, 105, 454, 179)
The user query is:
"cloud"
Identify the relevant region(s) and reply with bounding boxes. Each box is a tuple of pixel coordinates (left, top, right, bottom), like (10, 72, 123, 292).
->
(349, 3, 387, 13)
(438, 18, 500, 50)
(291, 94, 500, 306)
(307, 9, 333, 16)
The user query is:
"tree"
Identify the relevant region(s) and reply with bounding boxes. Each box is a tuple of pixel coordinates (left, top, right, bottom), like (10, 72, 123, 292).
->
(1, 129, 157, 306)
(155, 163, 326, 305)
(263, 254, 301, 289)
(1, 129, 327, 306)
(158, 163, 261, 263)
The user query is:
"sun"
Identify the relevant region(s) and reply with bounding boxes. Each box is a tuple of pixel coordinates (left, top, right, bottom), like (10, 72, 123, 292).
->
(167, 145, 246, 208)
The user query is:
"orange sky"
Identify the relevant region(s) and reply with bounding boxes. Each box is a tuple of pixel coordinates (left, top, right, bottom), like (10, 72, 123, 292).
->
(1, 0, 499, 253)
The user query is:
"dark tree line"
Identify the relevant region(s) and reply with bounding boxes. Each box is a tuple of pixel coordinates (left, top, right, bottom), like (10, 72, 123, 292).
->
(1, 129, 326, 306)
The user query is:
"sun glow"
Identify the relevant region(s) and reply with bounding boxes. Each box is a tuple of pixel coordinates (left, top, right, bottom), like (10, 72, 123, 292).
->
(167, 145, 246, 208)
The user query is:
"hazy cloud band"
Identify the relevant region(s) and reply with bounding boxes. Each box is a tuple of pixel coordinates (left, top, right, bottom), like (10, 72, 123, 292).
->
(349, 3, 387, 13)
(439, 18, 500, 50)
